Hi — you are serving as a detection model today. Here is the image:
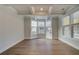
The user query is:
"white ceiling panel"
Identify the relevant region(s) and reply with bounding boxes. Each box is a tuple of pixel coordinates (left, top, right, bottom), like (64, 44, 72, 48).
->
(5, 4, 77, 15)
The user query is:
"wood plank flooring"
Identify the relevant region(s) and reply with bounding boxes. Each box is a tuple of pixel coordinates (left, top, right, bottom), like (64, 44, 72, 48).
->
(1, 39, 79, 55)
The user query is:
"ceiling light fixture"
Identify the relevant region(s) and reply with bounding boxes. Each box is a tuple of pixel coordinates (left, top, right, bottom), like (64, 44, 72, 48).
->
(40, 8, 43, 11)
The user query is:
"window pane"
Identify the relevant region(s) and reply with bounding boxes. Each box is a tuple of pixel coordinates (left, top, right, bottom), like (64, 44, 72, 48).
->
(63, 16, 70, 25)
(64, 26, 71, 38)
(32, 20, 37, 26)
(31, 20, 37, 38)
(38, 27, 45, 34)
(73, 11, 79, 24)
(32, 27, 37, 34)
(46, 20, 51, 27)
(38, 21, 44, 27)
(72, 11, 79, 38)
(73, 24, 79, 38)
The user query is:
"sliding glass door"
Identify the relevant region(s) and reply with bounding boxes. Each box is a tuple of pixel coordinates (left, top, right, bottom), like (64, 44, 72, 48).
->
(46, 19, 52, 39)
(37, 19, 46, 39)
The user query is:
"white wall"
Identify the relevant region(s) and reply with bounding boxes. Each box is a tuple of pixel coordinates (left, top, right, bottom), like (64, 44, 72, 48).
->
(24, 16, 31, 39)
(0, 5, 24, 53)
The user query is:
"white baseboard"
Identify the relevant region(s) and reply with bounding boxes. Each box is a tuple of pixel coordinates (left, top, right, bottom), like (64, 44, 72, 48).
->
(59, 37, 79, 50)
(24, 37, 32, 39)
(0, 39, 24, 54)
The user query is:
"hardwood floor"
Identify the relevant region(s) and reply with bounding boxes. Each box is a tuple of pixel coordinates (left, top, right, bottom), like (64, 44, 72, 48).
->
(1, 39, 79, 55)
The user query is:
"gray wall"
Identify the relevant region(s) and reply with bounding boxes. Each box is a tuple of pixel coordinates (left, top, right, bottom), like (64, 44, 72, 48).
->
(0, 5, 24, 53)
(24, 16, 31, 39)
(52, 16, 59, 40)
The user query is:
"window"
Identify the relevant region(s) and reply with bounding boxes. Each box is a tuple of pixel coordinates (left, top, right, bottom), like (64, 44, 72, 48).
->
(63, 16, 70, 25)
(62, 11, 79, 39)
(31, 20, 37, 27)
(38, 20, 45, 27)
(72, 11, 79, 38)
(31, 16, 52, 39)
(62, 16, 71, 38)
(72, 11, 79, 24)
(31, 20, 37, 38)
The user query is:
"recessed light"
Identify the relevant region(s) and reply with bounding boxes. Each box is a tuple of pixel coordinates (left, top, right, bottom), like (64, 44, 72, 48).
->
(40, 8, 43, 11)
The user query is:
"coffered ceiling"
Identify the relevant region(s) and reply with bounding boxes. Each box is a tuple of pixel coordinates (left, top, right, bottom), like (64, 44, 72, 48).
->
(5, 4, 78, 15)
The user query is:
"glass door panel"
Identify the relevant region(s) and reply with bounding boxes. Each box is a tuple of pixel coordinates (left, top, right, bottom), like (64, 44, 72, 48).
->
(31, 20, 37, 38)
(46, 19, 52, 39)
(37, 20, 46, 39)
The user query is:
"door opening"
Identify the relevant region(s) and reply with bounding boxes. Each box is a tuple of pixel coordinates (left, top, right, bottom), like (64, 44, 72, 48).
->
(31, 16, 52, 39)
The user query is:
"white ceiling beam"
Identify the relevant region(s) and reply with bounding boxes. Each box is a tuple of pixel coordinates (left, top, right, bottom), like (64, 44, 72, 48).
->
(31, 7, 35, 14)
(48, 6, 52, 15)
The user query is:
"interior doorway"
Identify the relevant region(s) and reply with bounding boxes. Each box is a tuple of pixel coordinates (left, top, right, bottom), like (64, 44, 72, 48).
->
(31, 16, 52, 39)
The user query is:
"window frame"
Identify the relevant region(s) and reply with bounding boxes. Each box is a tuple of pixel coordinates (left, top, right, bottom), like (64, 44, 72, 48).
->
(62, 15, 72, 38)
